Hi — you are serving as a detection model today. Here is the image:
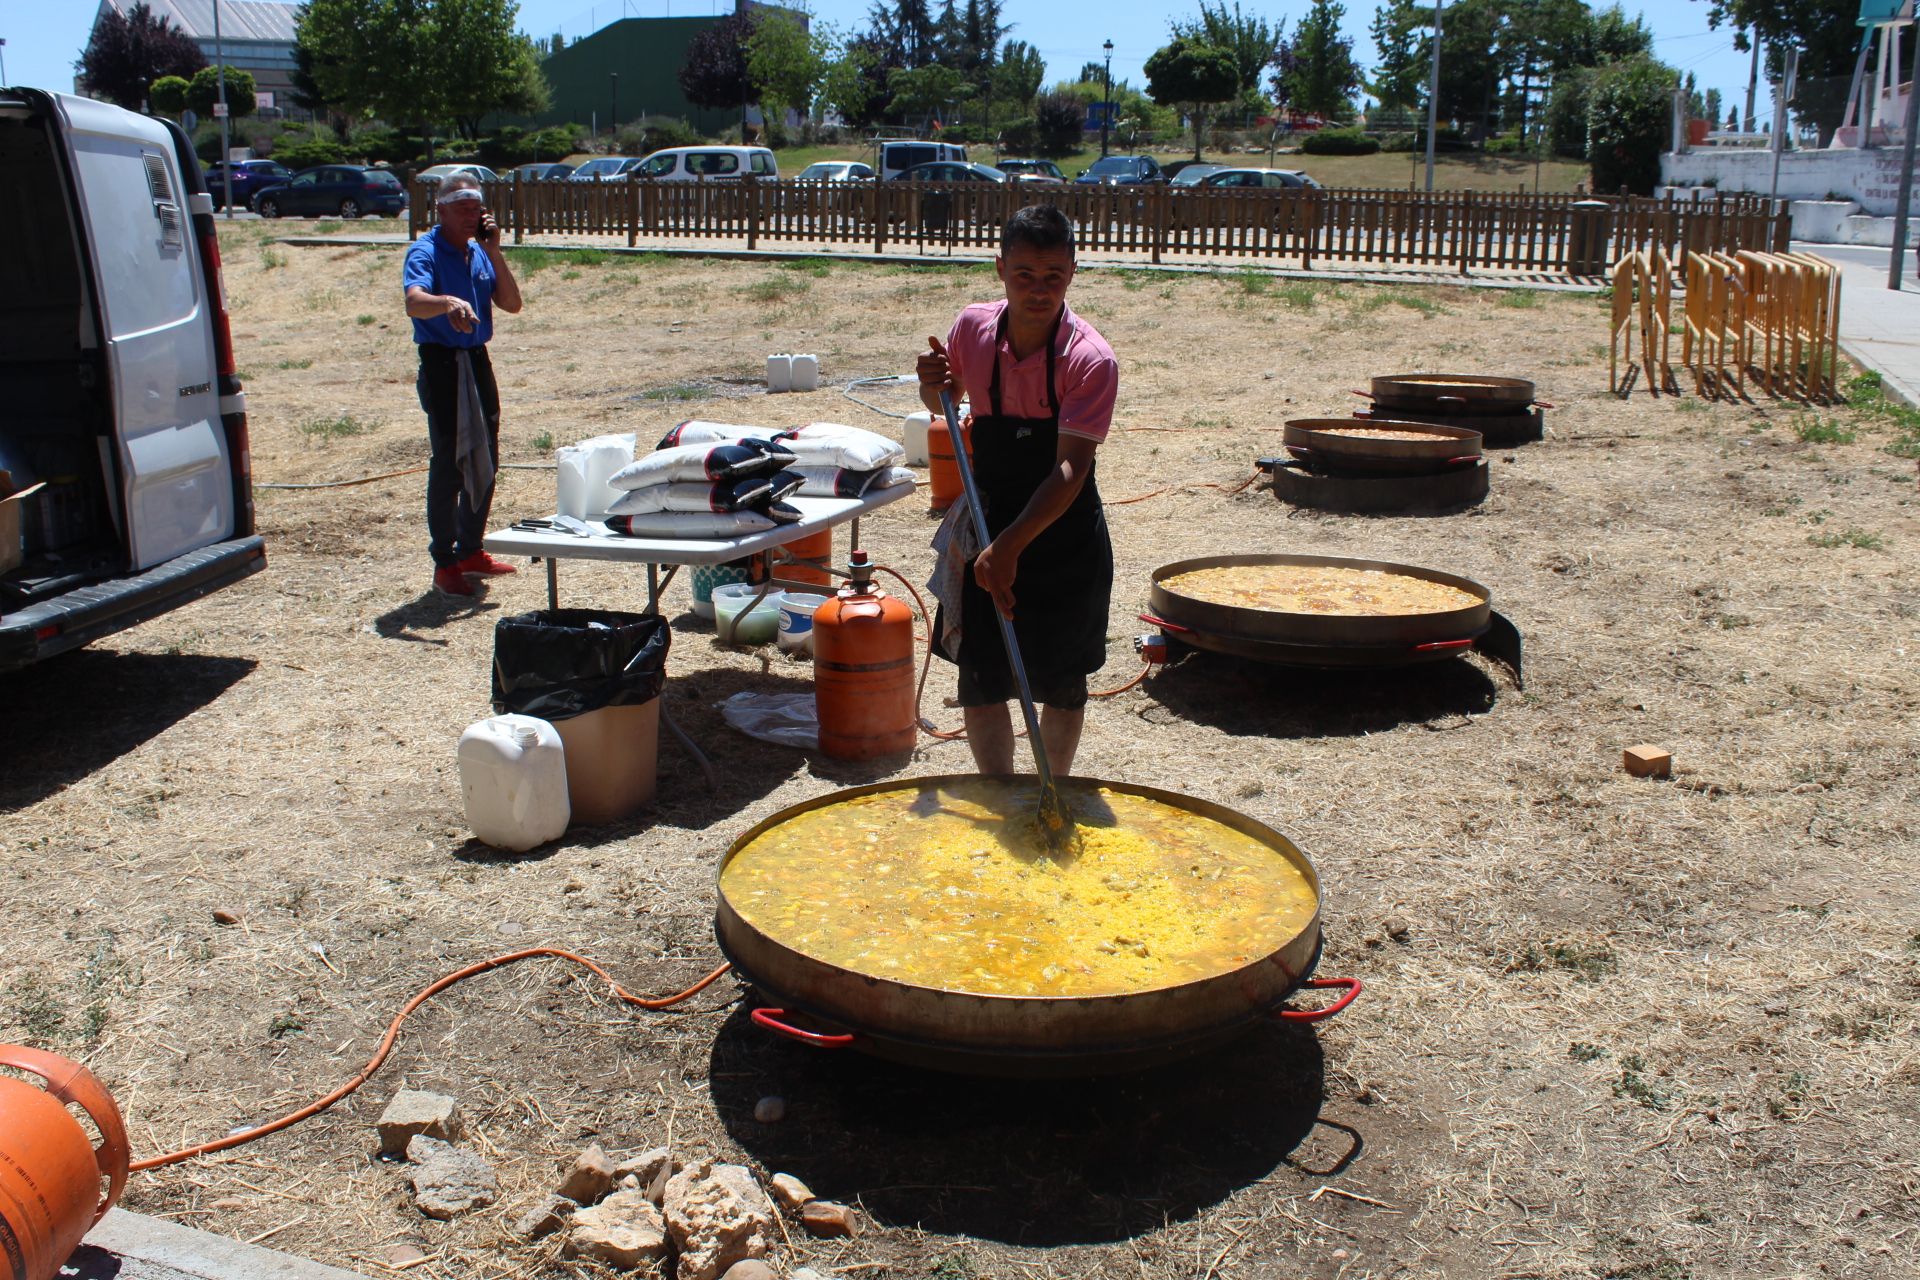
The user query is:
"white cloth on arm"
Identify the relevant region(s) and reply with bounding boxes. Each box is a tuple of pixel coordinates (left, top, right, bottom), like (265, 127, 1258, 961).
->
(453, 348, 494, 509)
(926, 502, 978, 661)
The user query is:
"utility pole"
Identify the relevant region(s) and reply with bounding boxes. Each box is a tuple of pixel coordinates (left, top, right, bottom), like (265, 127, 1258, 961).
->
(1744, 27, 1759, 133)
(1, 38, 9, 87)
(610, 72, 619, 136)
(214, 0, 232, 218)
(1768, 47, 1797, 202)
(1424, 0, 1443, 192)
(1889, 20, 1920, 287)
(1101, 39, 1113, 158)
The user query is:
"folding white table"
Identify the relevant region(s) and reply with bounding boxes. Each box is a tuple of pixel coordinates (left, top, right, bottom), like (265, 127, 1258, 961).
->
(483, 487, 914, 639)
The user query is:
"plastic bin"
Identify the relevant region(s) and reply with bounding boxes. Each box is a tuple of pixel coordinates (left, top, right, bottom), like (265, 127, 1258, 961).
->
(712, 582, 781, 645)
(491, 610, 670, 825)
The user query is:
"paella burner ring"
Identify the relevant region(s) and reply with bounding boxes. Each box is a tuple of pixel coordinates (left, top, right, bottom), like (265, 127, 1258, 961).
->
(1263, 451, 1490, 514)
(1351, 405, 1545, 448)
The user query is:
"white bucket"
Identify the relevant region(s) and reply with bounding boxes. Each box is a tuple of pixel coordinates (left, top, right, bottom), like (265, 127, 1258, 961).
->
(775, 591, 830, 655)
(458, 715, 570, 851)
(766, 354, 793, 393)
(713, 581, 782, 644)
(903, 410, 932, 466)
(790, 353, 819, 391)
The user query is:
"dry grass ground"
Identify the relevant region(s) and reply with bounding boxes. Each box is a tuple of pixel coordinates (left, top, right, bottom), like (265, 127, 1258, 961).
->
(3, 222, 1917, 1280)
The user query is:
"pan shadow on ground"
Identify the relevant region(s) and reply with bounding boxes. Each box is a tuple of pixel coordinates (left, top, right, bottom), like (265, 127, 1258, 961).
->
(1141, 650, 1502, 739)
(0, 650, 256, 809)
(708, 1007, 1331, 1246)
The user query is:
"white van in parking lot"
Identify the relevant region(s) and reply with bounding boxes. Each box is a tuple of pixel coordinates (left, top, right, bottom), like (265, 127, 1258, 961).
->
(635, 146, 778, 181)
(877, 140, 967, 182)
(0, 88, 263, 671)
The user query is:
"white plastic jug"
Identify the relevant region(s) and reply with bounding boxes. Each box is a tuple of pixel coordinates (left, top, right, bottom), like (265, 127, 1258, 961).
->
(766, 354, 793, 393)
(458, 715, 570, 852)
(903, 410, 932, 466)
(790, 353, 819, 392)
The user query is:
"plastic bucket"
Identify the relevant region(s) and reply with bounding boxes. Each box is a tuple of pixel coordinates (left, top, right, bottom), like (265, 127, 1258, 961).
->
(691, 562, 754, 620)
(775, 591, 831, 654)
(713, 582, 782, 645)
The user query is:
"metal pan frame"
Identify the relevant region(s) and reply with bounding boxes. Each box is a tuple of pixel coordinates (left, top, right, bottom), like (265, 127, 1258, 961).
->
(713, 774, 1324, 1071)
(1150, 553, 1491, 651)
(1282, 418, 1482, 473)
(1370, 372, 1535, 410)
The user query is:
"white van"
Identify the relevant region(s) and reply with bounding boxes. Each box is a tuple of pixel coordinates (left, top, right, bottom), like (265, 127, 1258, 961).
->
(877, 140, 968, 182)
(635, 146, 778, 182)
(0, 88, 263, 671)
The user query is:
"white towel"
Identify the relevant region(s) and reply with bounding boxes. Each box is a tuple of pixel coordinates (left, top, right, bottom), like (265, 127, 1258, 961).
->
(927, 502, 979, 661)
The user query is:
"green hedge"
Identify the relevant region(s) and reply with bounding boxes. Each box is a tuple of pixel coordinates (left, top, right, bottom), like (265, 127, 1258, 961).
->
(1588, 57, 1672, 196)
(1302, 128, 1379, 156)
(275, 138, 347, 168)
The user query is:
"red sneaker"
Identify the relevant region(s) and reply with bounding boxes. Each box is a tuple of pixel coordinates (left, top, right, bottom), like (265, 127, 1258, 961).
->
(433, 566, 477, 596)
(454, 550, 518, 577)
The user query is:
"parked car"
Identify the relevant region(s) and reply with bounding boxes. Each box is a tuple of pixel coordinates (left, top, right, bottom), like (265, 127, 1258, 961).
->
(877, 140, 967, 181)
(795, 161, 873, 182)
(1074, 154, 1166, 186)
(202, 158, 292, 208)
(0, 88, 263, 671)
(1198, 167, 1322, 190)
(416, 162, 498, 186)
(569, 156, 643, 181)
(1169, 163, 1230, 187)
(253, 165, 408, 219)
(510, 162, 574, 181)
(996, 158, 1066, 182)
(634, 146, 778, 181)
(893, 161, 1007, 184)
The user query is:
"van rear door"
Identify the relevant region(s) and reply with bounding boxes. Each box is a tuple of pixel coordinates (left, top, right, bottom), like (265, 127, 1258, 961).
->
(54, 95, 233, 571)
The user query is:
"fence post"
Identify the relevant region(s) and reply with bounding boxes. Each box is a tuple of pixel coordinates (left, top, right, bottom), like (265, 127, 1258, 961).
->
(511, 179, 523, 245)
(1301, 191, 1315, 271)
(1456, 190, 1474, 274)
(747, 176, 759, 251)
(627, 180, 639, 249)
(1152, 185, 1166, 264)
(872, 179, 884, 255)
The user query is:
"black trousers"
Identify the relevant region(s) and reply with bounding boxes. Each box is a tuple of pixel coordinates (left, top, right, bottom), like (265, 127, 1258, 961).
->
(416, 342, 500, 569)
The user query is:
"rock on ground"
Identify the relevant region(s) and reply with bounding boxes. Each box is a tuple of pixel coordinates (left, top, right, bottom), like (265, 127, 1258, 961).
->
(377, 1090, 464, 1155)
(613, 1147, 678, 1206)
(564, 1187, 670, 1270)
(662, 1160, 777, 1280)
(556, 1142, 615, 1205)
(720, 1261, 778, 1280)
(768, 1172, 814, 1213)
(800, 1200, 862, 1238)
(404, 1135, 499, 1220)
(512, 1192, 574, 1241)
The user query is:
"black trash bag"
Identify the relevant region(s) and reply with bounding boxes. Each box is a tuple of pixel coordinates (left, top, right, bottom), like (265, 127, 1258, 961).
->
(491, 609, 670, 721)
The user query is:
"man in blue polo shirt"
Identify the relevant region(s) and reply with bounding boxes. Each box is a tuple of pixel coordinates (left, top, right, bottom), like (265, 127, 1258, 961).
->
(403, 174, 524, 596)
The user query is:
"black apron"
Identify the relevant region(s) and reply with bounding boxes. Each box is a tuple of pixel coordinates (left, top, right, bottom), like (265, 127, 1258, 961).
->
(942, 308, 1113, 684)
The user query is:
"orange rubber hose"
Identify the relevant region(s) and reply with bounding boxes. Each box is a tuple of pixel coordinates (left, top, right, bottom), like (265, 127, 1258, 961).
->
(129, 950, 731, 1172)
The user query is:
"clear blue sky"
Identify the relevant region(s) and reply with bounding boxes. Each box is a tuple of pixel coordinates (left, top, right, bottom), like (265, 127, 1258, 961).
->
(2, 0, 1760, 116)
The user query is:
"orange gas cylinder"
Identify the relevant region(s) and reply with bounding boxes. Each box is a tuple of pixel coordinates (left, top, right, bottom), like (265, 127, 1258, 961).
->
(0, 1044, 130, 1280)
(779, 527, 832, 587)
(927, 412, 972, 512)
(813, 550, 916, 759)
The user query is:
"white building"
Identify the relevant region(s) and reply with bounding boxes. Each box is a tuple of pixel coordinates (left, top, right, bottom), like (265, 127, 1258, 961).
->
(89, 1, 300, 111)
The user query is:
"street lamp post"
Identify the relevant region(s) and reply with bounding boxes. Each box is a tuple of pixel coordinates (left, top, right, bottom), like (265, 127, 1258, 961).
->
(214, 0, 232, 218)
(1101, 39, 1113, 158)
(610, 72, 619, 136)
(1, 38, 9, 87)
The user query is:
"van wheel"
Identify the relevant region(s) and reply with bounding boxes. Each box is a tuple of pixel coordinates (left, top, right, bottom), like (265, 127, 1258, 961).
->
(257, 198, 280, 219)
(339, 198, 362, 219)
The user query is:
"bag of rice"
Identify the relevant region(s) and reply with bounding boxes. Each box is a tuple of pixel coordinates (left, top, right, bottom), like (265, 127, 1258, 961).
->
(761, 500, 804, 524)
(604, 510, 777, 538)
(606, 475, 775, 516)
(657, 420, 782, 449)
(609, 440, 796, 490)
(765, 469, 805, 504)
(791, 464, 919, 499)
(778, 421, 905, 471)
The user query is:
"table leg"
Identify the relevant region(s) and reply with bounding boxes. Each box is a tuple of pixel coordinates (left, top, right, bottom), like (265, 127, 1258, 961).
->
(546, 559, 559, 610)
(647, 564, 659, 614)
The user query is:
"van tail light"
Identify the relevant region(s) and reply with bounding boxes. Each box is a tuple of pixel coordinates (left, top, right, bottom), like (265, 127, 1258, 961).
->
(193, 212, 256, 536)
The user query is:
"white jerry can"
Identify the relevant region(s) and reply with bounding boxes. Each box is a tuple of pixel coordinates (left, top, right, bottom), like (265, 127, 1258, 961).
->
(458, 714, 570, 851)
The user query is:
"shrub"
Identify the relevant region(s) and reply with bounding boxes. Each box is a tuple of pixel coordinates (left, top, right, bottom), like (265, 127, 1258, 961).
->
(1544, 67, 1593, 159)
(1588, 56, 1674, 196)
(615, 115, 703, 156)
(1377, 131, 1417, 152)
(351, 127, 420, 166)
(1484, 132, 1532, 155)
(1034, 92, 1084, 156)
(149, 75, 190, 117)
(1303, 128, 1379, 156)
(995, 116, 1038, 154)
(276, 137, 346, 168)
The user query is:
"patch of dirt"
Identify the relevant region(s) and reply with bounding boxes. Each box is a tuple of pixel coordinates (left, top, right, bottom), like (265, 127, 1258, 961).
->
(3, 223, 1918, 1279)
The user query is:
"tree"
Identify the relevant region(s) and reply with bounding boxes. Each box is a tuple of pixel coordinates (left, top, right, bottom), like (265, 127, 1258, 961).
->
(821, 40, 888, 129)
(747, 10, 831, 132)
(867, 0, 937, 69)
(1178, 1, 1283, 103)
(1369, 0, 1429, 114)
(437, 0, 549, 137)
(1033, 90, 1083, 155)
(679, 8, 760, 130)
(76, 1, 206, 109)
(887, 62, 972, 123)
(187, 66, 257, 120)
(994, 38, 1045, 109)
(1281, 0, 1360, 120)
(1144, 33, 1238, 159)
(1582, 3, 1653, 64)
(148, 75, 190, 118)
(1704, 86, 1723, 127)
(1587, 54, 1673, 194)
(1705, 0, 1861, 145)
(1542, 64, 1592, 156)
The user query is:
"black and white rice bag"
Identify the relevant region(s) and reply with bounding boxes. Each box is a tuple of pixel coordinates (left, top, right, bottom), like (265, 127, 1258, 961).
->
(657, 420, 783, 449)
(603, 510, 777, 538)
(778, 421, 906, 470)
(606, 474, 774, 516)
(609, 441, 795, 489)
(764, 469, 805, 504)
(791, 464, 918, 498)
(760, 500, 804, 524)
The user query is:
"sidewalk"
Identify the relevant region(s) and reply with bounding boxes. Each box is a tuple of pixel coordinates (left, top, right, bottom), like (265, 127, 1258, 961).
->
(1795, 240, 1920, 407)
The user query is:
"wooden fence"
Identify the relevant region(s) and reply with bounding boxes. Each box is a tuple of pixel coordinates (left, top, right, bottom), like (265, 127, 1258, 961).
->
(409, 179, 1788, 279)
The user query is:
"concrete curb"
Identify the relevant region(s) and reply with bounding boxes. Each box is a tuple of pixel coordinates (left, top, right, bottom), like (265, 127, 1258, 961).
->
(71, 1209, 377, 1280)
(1837, 338, 1920, 411)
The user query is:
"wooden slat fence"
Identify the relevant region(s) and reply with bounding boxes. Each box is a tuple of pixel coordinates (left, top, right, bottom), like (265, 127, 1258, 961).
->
(412, 179, 1787, 280)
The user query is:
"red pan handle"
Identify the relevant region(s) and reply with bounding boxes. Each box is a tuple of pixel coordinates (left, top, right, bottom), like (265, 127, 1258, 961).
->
(1413, 637, 1476, 652)
(1532, 399, 1556, 409)
(1349, 388, 1374, 399)
(1138, 611, 1193, 634)
(1273, 976, 1363, 1023)
(751, 1008, 856, 1048)
(1443, 455, 1480, 466)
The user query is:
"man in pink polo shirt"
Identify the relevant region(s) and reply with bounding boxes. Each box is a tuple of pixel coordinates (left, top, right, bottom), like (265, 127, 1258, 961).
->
(916, 204, 1119, 776)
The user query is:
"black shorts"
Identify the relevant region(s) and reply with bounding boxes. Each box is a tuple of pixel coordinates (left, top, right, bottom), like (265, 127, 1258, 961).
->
(955, 664, 1089, 711)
